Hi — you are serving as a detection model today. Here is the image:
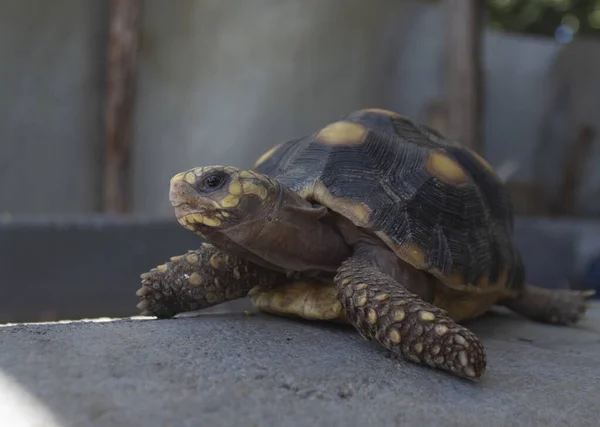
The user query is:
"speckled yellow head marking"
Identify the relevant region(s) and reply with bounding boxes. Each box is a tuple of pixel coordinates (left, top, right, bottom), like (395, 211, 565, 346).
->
(170, 165, 272, 229)
(254, 142, 282, 168)
(315, 121, 369, 146)
(425, 150, 470, 186)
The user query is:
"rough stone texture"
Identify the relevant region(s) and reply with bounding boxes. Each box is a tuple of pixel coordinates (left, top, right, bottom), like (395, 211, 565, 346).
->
(1, 306, 599, 427)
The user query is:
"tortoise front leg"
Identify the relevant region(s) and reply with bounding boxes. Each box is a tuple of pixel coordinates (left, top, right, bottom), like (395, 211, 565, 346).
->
(334, 255, 486, 380)
(500, 284, 595, 325)
(136, 243, 290, 318)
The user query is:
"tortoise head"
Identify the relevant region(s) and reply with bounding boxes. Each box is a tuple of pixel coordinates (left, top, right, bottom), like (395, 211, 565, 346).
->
(169, 165, 352, 273)
(169, 165, 275, 237)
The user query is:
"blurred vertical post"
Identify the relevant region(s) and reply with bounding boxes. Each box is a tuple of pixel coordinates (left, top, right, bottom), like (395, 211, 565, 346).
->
(103, 0, 143, 214)
(444, 0, 484, 153)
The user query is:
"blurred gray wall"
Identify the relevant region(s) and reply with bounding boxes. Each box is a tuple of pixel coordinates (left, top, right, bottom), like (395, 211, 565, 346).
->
(132, 0, 407, 215)
(0, 0, 599, 216)
(0, 0, 107, 214)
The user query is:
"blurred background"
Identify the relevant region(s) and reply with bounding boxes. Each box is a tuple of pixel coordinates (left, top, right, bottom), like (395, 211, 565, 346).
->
(1, 0, 599, 323)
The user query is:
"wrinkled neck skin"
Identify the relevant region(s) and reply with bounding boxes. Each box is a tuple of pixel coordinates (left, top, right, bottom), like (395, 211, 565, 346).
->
(206, 180, 353, 274)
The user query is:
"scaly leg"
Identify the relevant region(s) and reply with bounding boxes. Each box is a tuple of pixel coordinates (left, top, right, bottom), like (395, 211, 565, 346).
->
(334, 255, 486, 380)
(500, 284, 595, 325)
(136, 243, 290, 318)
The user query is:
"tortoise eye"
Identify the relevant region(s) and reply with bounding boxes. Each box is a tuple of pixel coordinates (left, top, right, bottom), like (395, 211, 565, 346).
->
(204, 175, 222, 188)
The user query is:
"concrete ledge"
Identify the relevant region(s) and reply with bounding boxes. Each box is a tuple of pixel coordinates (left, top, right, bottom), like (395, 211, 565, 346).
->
(1, 215, 599, 323)
(1, 307, 599, 426)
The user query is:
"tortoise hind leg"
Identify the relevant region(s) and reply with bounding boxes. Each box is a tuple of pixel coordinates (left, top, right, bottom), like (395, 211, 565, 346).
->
(500, 284, 595, 325)
(334, 254, 486, 380)
(250, 281, 349, 323)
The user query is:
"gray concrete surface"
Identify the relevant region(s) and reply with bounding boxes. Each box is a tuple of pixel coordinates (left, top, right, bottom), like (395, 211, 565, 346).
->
(1, 307, 599, 427)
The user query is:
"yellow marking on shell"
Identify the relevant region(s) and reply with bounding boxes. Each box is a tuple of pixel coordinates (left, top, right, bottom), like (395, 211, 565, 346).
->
(156, 264, 167, 273)
(414, 343, 424, 353)
(205, 292, 218, 304)
(140, 272, 151, 280)
(458, 351, 468, 367)
(184, 172, 197, 185)
(464, 367, 476, 378)
(419, 311, 436, 322)
(315, 121, 369, 146)
(228, 181, 243, 196)
(221, 195, 240, 208)
(221, 211, 230, 217)
(254, 143, 282, 168)
(170, 255, 183, 263)
(431, 345, 441, 356)
(375, 293, 389, 302)
(398, 242, 428, 270)
(435, 325, 449, 336)
(214, 278, 223, 289)
(388, 329, 402, 344)
(340, 279, 350, 287)
(357, 108, 405, 119)
(393, 309, 406, 322)
(188, 272, 203, 286)
(468, 148, 495, 174)
(367, 309, 378, 325)
(192, 213, 205, 224)
(425, 151, 470, 185)
(186, 253, 199, 264)
(307, 182, 372, 227)
(201, 242, 213, 248)
(233, 266, 241, 280)
(355, 294, 368, 307)
(374, 232, 428, 270)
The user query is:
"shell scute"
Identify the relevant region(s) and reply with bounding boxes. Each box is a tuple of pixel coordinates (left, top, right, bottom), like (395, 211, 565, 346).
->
(253, 109, 523, 295)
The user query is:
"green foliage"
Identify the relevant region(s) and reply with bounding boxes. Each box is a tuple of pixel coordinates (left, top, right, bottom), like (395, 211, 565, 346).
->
(486, 0, 600, 37)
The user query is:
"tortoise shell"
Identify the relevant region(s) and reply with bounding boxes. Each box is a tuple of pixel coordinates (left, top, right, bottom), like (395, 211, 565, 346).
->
(253, 108, 525, 298)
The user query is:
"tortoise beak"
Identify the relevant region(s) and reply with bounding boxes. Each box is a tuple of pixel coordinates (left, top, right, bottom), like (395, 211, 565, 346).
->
(169, 176, 222, 220)
(169, 179, 197, 208)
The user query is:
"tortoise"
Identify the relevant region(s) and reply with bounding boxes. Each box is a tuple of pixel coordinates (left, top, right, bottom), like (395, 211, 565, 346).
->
(136, 108, 595, 380)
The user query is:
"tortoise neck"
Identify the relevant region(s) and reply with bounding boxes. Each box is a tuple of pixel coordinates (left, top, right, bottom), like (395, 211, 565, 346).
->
(236, 181, 353, 273)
